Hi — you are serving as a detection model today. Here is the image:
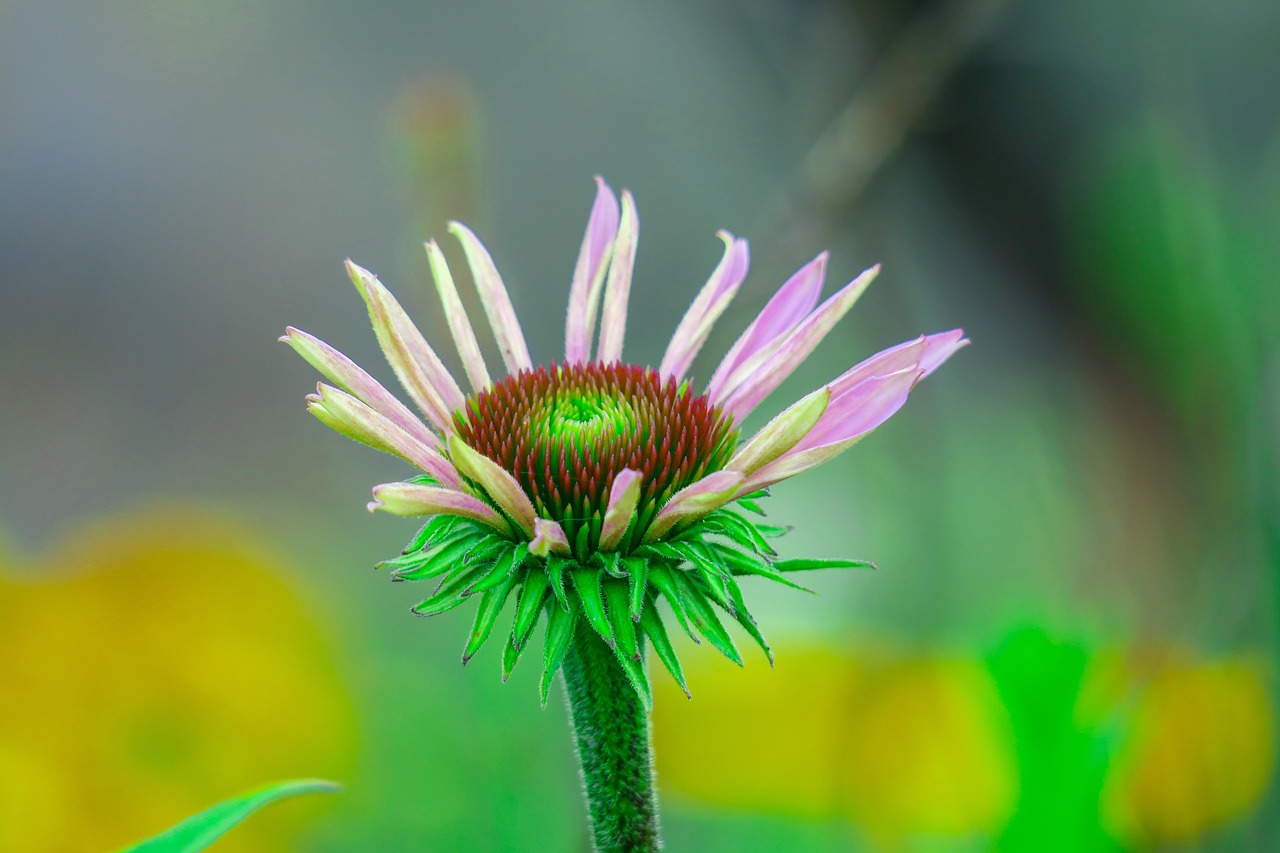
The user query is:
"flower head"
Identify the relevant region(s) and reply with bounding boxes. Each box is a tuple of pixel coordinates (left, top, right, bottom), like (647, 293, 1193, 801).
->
(283, 178, 966, 706)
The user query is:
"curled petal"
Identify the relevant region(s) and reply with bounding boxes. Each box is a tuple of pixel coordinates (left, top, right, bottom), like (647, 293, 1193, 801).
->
(659, 233, 749, 381)
(447, 434, 537, 538)
(599, 468, 642, 551)
(721, 264, 880, 423)
(308, 384, 462, 488)
(707, 252, 826, 402)
(594, 189, 639, 365)
(740, 367, 923, 493)
(368, 483, 511, 535)
(726, 386, 830, 476)
(645, 470, 745, 543)
(424, 239, 491, 391)
(280, 326, 439, 449)
(830, 329, 968, 398)
(346, 260, 464, 431)
(529, 517, 571, 557)
(565, 177, 621, 364)
(449, 221, 533, 373)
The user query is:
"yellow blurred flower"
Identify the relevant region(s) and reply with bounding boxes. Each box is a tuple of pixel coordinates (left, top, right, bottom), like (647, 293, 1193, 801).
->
(1096, 649, 1275, 846)
(0, 507, 355, 853)
(652, 642, 1017, 841)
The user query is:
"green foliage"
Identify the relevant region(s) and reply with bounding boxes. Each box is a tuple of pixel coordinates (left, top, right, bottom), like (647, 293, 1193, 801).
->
(119, 779, 339, 853)
(382, 494, 875, 704)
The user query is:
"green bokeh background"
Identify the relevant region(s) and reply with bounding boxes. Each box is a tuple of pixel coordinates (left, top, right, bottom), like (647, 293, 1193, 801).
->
(2, 1, 1277, 850)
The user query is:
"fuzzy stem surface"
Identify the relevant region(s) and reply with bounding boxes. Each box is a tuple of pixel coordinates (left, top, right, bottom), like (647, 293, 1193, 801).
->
(562, 622, 660, 852)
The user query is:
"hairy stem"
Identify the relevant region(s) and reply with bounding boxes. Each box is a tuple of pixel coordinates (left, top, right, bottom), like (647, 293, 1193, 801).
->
(562, 622, 660, 852)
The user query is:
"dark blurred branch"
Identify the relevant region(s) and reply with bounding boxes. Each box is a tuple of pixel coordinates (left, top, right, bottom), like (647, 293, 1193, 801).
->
(758, 0, 1016, 254)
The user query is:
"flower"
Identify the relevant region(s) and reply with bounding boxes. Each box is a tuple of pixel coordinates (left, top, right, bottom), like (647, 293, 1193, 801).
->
(283, 177, 965, 705)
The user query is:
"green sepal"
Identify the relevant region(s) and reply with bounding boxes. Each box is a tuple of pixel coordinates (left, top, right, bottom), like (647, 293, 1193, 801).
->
(722, 574, 773, 665)
(626, 558, 649, 622)
(707, 510, 775, 556)
(539, 604, 577, 704)
(501, 625, 525, 682)
(613, 639, 653, 712)
(462, 572, 520, 664)
(545, 553, 572, 611)
(640, 600, 689, 698)
(570, 567, 614, 648)
(402, 514, 465, 554)
(464, 551, 519, 596)
(512, 571, 550, 650)
(773, 557, 878, 572)
(710, 543, 814, 592)
(670, 571, 742, 665)
(410, 563, 487, 617)
(390, 531, 483, 582)
(754, 523, 791, 539)
(604, 579, 639, 663)
(573, 523, 591, 560)
(600, 550, 627, 578)
(647, 564, 700, 644)
(735, 498, 765, 516)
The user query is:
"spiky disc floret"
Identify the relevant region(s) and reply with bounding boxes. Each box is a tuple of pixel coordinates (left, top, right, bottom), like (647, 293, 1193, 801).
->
(380, 489, 874, 708)
(455, 362, 738, 556)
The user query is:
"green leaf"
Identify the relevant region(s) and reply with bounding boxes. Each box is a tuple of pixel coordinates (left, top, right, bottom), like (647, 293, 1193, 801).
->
(640, 601, 689, 698)
(512, 572, 550, 650)
(570, 567, 614, 648)
(539, 604, 577, 704)
(462, 573, 520, 664)
(121, 779, 339, 853)
(773, 557, 877, 572)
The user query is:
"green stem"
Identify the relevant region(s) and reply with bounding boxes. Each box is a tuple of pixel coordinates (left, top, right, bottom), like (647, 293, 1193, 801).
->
(561, 622, 660, 852)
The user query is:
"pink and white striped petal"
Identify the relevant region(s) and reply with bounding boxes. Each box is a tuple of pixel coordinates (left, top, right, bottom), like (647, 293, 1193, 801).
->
(644, 470, 745, 543)
(594, 189, 639, 365)
(529, 517, 572, 557)
(565, 177, 621, 364)
(307, 384, 461, 487)
(424, 239, 491, 392)
(659, 232, 749, 381)
(449, 221, 533, 374)
(706, 252, 827, 403)
(447, 435, 538, 538)
(280, 326, 440, 449)
(720, 264, 880, 423)
(829, 329, 968, 398)
(346, 260, 465, 432)
(598, 468, 642, 551)
(726, 386, 830, 476)
(739, 366, 923, 494)
(368, 482, 511, 535)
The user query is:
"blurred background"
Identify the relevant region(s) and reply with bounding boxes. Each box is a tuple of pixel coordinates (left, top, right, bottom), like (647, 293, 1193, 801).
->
(2, 0, 1278, 850)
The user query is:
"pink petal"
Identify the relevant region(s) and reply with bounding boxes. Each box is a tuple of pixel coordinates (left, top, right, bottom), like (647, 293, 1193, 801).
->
(530, 517, 571, 556)
(725, 386, 830, 476)
(447, 435, 537, 538)
(829, 329, 968, 398)
(706, 252, 827, 402)
(740, 366, 923, 493)
(644, 470, 744, 542)
(658, 233, 749, 382)
(424, 239, 491, 391)
(309, 384, 462, 488)
(346, 260, 465, 431)
(565, 177, 621, 364)
(721, 264, 880, 423)
(280, 326, 440, 449)
(594, 189, 639, 365)
(598, 468, 642, 551)
(368, 483, 511, 535)
(449, 221, 533, 374)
